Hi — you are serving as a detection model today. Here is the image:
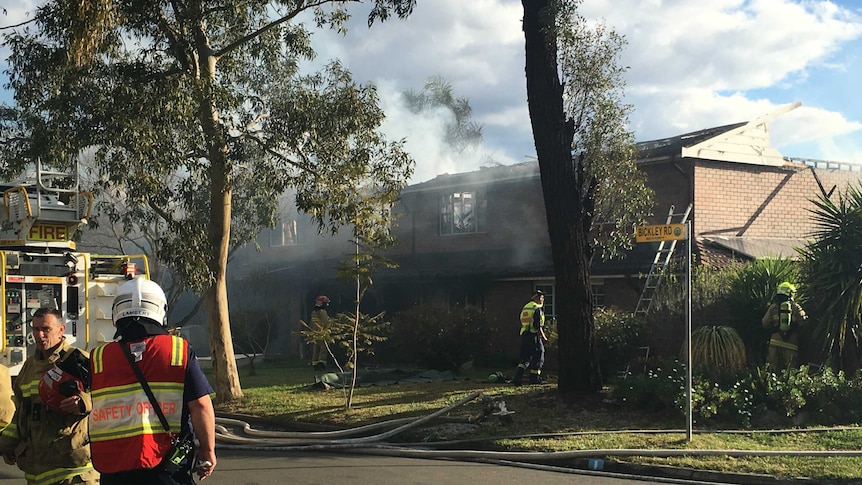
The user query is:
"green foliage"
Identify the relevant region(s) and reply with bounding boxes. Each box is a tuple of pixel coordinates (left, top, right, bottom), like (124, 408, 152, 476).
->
(594, 308, 646, 378)
(690, 325, 747, 383)
(388, 305, 497, 371)
(726, 258, 800, 366)
(649, 263, 737, 320)
(555, 1, 654, 259)
(798, 183, 862, 372)
(613, 358, 686, 413)
(299, 311, 390, 370)
(615, 362, 862, 428)
(0, 0, 417, 402)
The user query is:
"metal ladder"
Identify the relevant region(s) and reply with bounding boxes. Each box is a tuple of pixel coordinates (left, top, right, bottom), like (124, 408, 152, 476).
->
(634, 203, 692, 316)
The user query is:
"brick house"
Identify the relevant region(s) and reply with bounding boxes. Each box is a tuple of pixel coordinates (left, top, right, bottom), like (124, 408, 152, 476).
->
(230, 105, 862, 360)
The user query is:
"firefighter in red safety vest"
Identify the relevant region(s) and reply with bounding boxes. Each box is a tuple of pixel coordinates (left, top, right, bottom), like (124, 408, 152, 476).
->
(513, 290, 549, 386)
(88, 277, 216, 484)
(761, 281, 808, 369)
(311, 295, 332, 371)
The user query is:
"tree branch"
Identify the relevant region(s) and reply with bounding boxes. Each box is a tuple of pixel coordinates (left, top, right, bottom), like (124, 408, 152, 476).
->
(0, 17, 36, 31)
(212, 0, 343, 58)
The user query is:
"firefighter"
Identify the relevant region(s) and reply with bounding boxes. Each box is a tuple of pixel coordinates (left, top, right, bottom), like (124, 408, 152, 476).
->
(513, 290, 549, 385)
(311, 295, 332, 370)
(762, 281, 808, 369)
(0, 308, 98, 485)
(88, 277, 216, 484)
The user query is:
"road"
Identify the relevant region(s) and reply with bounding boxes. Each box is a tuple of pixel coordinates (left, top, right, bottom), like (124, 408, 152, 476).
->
(0, 449, 685, 484)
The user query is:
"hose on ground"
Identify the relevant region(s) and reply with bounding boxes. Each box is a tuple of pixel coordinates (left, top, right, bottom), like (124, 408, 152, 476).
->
(214, 391, 862, 459)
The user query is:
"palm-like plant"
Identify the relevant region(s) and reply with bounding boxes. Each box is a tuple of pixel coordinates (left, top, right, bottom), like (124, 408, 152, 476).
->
(689, 325, 747, 382)
(798, 183, 862, 374)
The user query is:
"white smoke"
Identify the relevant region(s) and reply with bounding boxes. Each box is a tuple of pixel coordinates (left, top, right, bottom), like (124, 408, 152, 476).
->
(375, 80, 511, 184)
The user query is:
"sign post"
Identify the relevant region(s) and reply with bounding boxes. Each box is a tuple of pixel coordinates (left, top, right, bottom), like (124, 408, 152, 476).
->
(635, 222, 693, 442)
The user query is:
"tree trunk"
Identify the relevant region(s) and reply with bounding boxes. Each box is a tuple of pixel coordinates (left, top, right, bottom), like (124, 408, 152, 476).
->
(522, 0, 601, 393)
(205, 158, 244, 403)
(193, 19, 243, 404)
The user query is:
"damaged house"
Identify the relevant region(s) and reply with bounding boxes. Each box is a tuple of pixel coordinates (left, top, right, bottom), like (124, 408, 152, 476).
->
(229, 104, 862, 361)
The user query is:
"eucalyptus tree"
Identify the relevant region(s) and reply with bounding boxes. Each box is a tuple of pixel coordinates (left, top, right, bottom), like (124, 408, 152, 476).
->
(522, 0, 652, 392)
(0, 0, 416, 403)
(799, 183, 862, 374)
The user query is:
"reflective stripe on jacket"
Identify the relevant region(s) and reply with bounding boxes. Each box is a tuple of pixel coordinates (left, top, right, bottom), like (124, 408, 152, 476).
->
(89, 335, 188, 474)
(520, 301, 544, 335)
(0, 340, 95, 485)
(779, 301, 792, 332)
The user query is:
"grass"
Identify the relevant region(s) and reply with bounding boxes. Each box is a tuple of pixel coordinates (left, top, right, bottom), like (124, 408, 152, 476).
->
(210, 359, 862, 482)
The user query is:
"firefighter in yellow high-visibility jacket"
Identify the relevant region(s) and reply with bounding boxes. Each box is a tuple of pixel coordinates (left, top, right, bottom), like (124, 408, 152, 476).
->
(311, 295, 332, 370)
(762, 282, 808, 369)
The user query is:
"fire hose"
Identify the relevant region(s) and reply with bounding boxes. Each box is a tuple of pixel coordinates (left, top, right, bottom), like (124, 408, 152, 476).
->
(213, 391, 862, 483)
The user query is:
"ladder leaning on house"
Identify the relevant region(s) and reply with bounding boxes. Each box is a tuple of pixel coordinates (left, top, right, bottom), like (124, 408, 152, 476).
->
(634, 203, 693, 317)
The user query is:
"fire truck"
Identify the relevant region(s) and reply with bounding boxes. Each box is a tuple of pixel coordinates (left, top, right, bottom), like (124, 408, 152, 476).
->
(0, 161, 149, 375)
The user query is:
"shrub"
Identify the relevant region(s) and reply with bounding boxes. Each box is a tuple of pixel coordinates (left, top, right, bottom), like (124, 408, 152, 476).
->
(594, 307, 646, 379)
(615, 362, 862, 428)
(387, 305, 497, 371)
(689, 325, 746, 383)
(612, 358, 685, 413)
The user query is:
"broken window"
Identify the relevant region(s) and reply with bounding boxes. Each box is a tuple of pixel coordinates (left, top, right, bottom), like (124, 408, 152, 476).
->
(271, 219, 300, 247)
(440, 191, 482, 235)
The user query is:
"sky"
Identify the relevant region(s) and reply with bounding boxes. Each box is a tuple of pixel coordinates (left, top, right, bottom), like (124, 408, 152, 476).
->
(2, 0, 861, 183)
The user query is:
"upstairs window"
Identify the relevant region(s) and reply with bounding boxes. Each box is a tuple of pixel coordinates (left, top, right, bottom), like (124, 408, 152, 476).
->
(440, 191, 483, 235)
(271, 219, 298, 247)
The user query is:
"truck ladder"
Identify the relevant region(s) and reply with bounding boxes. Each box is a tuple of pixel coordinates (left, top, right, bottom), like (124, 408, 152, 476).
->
(634, 203, 692, 317)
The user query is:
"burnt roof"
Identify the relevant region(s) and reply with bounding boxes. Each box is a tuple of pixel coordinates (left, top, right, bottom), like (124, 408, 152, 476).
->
(406, 122, 748, 192)
(635, 122, 747, 160)
(404, 162, 540, 193)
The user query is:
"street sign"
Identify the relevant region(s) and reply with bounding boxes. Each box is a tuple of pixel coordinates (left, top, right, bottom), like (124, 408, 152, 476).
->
(635, 223, 687, 243)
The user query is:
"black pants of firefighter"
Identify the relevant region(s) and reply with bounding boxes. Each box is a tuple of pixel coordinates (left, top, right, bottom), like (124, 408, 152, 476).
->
(515, 332, 544, 384)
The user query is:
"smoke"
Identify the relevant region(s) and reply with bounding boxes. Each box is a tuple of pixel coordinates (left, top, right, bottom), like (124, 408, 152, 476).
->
(375, 80, 505, 184)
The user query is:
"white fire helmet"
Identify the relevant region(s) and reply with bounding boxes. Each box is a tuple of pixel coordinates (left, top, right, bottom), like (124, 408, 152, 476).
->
(112, 277, 168, 327)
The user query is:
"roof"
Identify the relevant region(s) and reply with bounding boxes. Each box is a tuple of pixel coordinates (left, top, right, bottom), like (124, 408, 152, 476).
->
(701, 236, 807, 260)
(404, 162, 540, 193)
(635, 123, 746, 161)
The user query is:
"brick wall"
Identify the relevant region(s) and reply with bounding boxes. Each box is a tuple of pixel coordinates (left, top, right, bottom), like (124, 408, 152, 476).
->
(390, 175, 551, 256)
(694, 161, 862, 239)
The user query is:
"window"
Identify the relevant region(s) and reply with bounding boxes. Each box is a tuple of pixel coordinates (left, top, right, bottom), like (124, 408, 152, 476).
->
(535, 284, 555, 319)
(440, 191, 482, 235)
(591, 283, 605, 308)
(271, 219, 300, 247)
(446, 286, 483, 310)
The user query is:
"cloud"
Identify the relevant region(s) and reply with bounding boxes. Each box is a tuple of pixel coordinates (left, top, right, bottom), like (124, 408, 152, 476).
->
(583, 0, 862, 91)
(4, 0, 862, 173)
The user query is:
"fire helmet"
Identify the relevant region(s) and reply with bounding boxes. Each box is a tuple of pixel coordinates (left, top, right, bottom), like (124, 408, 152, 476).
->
(112, 277, 168, 327)
(776, 282, 797, 297)
(38, 348, 90, 413)
(314, 295, 330, 307)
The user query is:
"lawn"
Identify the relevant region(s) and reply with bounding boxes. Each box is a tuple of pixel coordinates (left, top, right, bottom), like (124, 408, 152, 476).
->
(210, 359, 862, 482)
